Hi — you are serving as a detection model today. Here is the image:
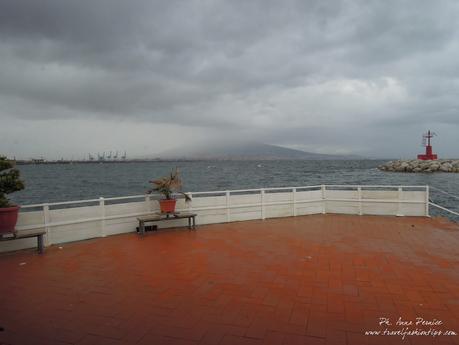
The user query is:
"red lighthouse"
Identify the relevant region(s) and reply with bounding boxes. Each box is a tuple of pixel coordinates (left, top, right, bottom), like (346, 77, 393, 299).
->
(417, 130, 438, 160)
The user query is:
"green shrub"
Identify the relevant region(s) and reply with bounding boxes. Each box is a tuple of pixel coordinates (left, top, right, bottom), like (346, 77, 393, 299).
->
(0, 156, 25, 207)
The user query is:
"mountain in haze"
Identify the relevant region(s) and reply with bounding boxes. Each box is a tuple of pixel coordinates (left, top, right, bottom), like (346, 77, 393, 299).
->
(157, 141, 360, 160)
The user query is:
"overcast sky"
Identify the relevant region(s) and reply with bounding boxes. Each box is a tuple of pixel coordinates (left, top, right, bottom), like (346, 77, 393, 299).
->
(1, 0, 458, 160)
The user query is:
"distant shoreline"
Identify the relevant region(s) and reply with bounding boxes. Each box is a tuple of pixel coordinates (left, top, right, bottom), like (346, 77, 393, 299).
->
(16, 158, 384, 165)
(16, 159, 182, 165)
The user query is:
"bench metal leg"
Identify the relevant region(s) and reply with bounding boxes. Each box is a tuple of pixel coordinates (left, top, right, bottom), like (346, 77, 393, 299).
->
(37, 234, 44, 254)
(188, 217, 191, 230)
(139, 221, 145, 236)
(192, 216, 196, 230)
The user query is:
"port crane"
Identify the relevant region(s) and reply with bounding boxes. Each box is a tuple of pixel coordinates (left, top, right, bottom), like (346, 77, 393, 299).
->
(97, 152, 105, 161)
(88, 151, 127, 161)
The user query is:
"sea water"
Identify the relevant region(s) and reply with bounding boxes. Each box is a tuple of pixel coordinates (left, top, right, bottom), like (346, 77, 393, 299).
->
(11, 160, 459, 222)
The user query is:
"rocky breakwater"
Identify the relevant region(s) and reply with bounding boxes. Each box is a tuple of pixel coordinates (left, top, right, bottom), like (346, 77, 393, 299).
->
(379, 159, 459, 173)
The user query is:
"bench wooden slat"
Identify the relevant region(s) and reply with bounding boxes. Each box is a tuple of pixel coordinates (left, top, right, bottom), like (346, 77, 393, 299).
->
(0, 230, 46, 254)
(137, 212, 197, 235)
(137, 215, 162, 222)
(14, 230, 46, 239)
(137, 212, 197, 222)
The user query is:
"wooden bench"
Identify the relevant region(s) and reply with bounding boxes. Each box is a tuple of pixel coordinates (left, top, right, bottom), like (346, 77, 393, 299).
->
(137, 212, 197, 236)
(0, 229, 46, 254)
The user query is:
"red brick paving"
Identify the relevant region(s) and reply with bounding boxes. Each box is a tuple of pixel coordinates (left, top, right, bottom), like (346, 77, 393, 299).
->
(1, 214, 458, 345)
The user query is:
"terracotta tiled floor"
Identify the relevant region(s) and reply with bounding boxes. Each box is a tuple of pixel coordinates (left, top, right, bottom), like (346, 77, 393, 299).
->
(1, 214, 459, 345)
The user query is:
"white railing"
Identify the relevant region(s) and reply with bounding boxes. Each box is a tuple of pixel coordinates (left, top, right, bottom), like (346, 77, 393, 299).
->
(1, 185, 429, 252)
(429, 202, 459, 217)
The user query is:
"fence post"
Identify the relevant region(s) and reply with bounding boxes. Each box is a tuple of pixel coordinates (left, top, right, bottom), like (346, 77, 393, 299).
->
(43, 203, 51, 246)
(396, 187, 403, 217)
(144, 194, 151, 213)
(261, 189, 265, 220)
(187, 193, 193, 212)
(321, 185, 326, 214)
(226, 191, 231, 223)
(99, 197, 106, 237)
(425, 185, 430, 217)
(292, 188, 297, 216)
(357, 186, 363, 215)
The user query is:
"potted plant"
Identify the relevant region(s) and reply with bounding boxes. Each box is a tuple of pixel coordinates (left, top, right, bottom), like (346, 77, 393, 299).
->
(0, 156, 25, 234)
(148, 168, 191, 213)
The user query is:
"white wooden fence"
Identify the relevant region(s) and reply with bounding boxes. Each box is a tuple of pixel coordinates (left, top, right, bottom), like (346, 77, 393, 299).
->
(0, 185, 429, 252)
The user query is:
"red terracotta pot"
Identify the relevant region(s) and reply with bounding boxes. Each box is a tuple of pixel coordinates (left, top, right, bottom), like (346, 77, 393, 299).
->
(0, 206, 20, 234)
(159, 199, 176, 213)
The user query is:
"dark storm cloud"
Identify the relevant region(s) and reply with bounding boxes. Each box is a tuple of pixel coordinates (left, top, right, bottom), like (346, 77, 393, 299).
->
(1, 0, 459, 158)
